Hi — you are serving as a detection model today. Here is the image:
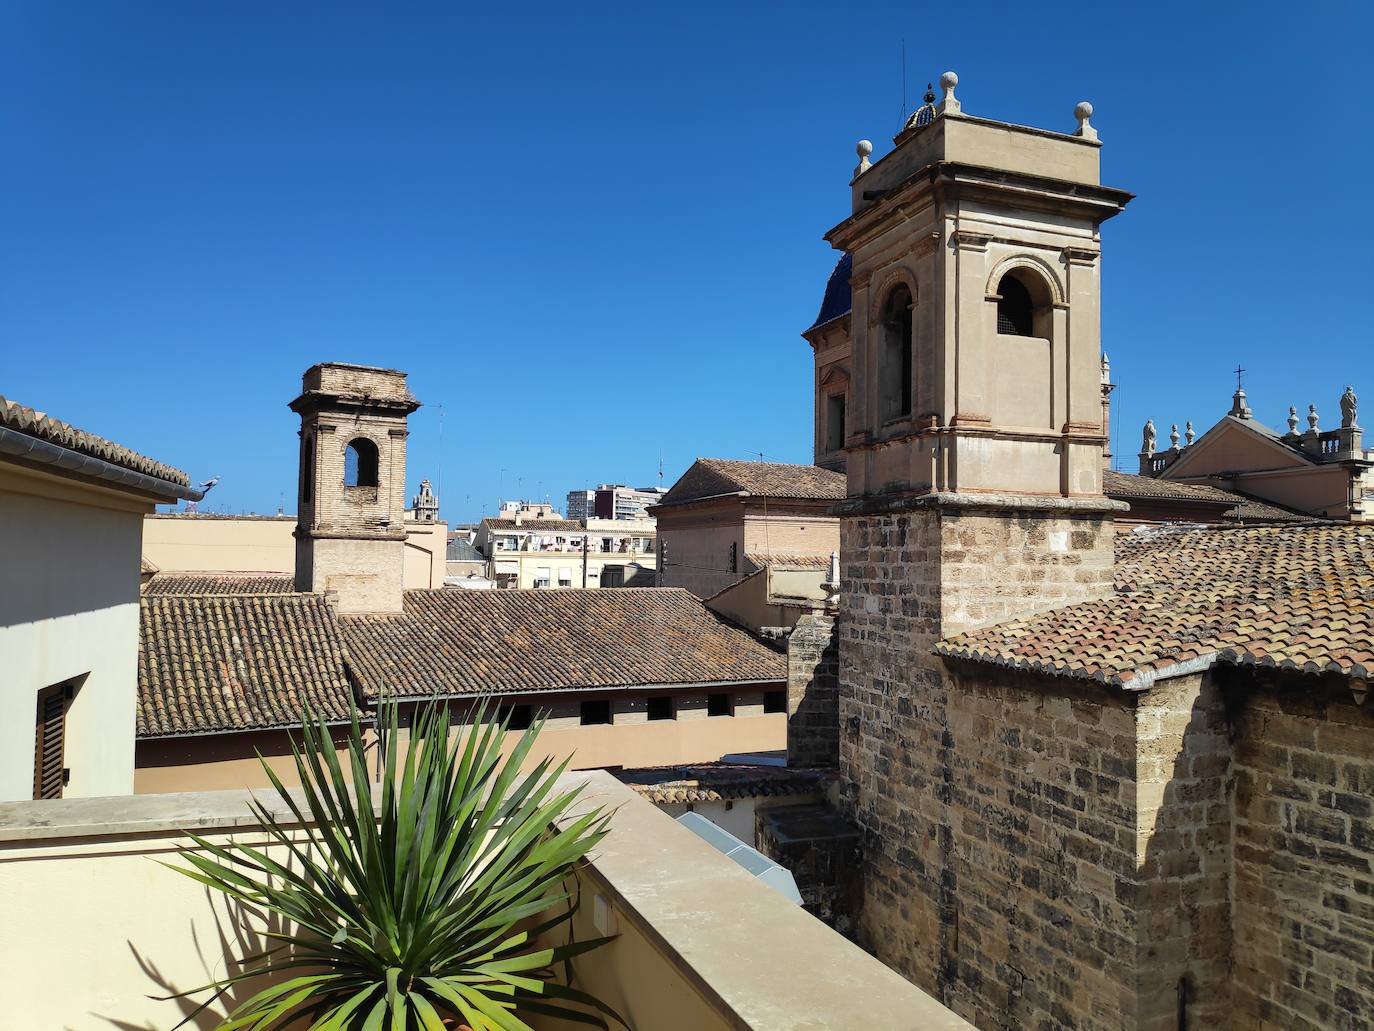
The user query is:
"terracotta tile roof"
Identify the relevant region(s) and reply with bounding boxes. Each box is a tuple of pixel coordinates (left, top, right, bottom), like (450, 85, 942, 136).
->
(138, 594, 353, 736)
(142, 572, 296, 595)
(340, 587, 787, 700)
(0, 394, 190, 487)
(658, 458, 846, 508)
(616, 763, 830, 805)
(744, 552, 833, 571)
(481, 518, 583, 532)
(1103, 470, 1316, 524)
(936, 523, 1374, 688)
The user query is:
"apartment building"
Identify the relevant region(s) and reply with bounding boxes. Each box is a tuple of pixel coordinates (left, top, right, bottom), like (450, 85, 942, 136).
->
(473, 512, 656, 589)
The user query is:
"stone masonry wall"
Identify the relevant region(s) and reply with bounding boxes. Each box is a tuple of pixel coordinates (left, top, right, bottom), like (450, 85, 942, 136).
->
(1131, 673, 1233, 1031)
(787, 612, 839, 769)
(839, 505, 1124, 1028)
(1232, 679, 1374, 1030)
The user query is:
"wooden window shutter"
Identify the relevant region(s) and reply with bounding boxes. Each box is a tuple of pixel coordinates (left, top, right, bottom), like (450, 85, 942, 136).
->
(33, 684, 69, 800)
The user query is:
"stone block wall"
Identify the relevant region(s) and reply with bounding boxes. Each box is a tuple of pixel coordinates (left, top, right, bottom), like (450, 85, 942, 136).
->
(838, 503, 1123, 1028)
(787, 612, 839, 768)
(1131, 673, 1233, 1031)
(1232, 680, 1374, 1029)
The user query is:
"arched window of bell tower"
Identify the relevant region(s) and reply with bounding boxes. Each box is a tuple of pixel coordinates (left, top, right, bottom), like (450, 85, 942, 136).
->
(344, 437, 380, 488)
(994, 268, 1054, 339)
(880, 283, 914, 420)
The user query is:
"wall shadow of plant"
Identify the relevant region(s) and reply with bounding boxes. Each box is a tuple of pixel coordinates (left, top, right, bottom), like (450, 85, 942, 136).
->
(100, 879, 298, 1029)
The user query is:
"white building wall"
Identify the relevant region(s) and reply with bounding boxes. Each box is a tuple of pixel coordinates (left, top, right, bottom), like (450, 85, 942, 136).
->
(0, 468, 147, 801)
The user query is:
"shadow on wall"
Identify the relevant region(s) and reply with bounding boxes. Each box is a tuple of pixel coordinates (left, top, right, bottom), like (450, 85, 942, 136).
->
(1133, 671, 1235, 1031)
(106, 889, 287, 1031)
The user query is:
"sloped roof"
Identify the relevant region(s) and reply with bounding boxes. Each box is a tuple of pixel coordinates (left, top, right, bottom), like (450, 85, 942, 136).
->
(142, 572, 296, 595)
(340, 588, 786, 699)
(138, 594, 354, 736)
(618, 763, 829, 804)
(659, 458, 846, 508)
(446, 538, 484, 563)
(1, 394, 190, 487)
(481, 518, 583, 532)
(1103, 469, 1317, 524)
(744, 553, 833, 572)
(936, 523, 1374, 688)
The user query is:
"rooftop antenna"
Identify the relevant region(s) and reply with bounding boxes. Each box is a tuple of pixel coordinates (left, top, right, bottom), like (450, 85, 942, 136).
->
(658, 451, 664, 487)
(749, 450, 766, 463)
(436, 402, 445, 515)
(901, 38, 907, 124)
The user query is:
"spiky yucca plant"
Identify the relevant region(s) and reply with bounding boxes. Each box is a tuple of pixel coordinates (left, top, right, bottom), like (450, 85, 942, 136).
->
(163, 701, 623, 1030)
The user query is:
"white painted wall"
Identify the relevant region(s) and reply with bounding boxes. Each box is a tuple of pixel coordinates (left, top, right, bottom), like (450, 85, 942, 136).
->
(0, 466, 147, 801)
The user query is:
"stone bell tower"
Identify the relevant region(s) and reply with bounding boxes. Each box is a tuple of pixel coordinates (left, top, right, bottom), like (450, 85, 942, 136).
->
(291, 362, 420, 613)
(824, 73, 1133, 1010)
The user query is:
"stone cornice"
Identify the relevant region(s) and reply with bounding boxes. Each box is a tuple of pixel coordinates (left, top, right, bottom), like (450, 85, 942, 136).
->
(834, 490, 1128, 518)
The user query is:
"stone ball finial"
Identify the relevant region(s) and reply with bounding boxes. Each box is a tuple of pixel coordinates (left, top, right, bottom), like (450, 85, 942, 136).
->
(853, 139, 874, 178)
(1185, 420, 1196, 445)
(1287, 406, 1299, 434)
(1075, 100, 1098, 141)
(1170, 423, 1181, 449)
(1308, 403, 1320, 432)
(938, 70, 961, 114)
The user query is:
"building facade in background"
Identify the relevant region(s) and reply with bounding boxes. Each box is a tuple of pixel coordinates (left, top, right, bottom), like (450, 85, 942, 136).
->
(473, 513, 656, 589)
(567, 483, 667, 521)
(0, 395, 200, 802)
(652, 458, 843, 600)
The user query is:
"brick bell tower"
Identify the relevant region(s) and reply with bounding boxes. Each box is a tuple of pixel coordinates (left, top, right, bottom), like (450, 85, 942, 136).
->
(823, 74, 1132, 1005)
(291, 363, 420, 613)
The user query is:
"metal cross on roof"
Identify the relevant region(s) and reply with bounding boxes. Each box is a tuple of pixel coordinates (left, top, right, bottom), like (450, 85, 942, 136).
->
(1235, 364, 1246, 389)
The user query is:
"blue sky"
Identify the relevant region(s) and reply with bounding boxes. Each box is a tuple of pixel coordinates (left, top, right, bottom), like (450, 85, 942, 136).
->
(3, 2, 1370, 522)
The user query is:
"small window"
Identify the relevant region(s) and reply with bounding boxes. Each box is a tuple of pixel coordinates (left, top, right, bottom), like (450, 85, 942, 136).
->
(707, 693, 732, 718)
(534, 567, 551, 589)
(558, 567, 573, 588)
(344, 437, 380, 487)
(33, 682, 70, 800)
(825, 393, 846, 453)
(764, 690, 787, 714)
(996, 274, 1034, 336)
(581, 700, 612, 725)
(881, 284, 914, 420)
(302, 433, 316, 504)
(648, 696, 675, 721)
(504, 704, 533, 731)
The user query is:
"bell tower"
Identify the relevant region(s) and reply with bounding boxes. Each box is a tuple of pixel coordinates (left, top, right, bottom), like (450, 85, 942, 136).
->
(829, 73, 1132, 500)
(291, 362, 420, 613)
(826, 73, 1134, 1008)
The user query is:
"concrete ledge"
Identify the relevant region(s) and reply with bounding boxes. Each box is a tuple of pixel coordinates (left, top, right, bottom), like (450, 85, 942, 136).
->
(834, 490, 1129, 518)
(560, 772, 973, 1030)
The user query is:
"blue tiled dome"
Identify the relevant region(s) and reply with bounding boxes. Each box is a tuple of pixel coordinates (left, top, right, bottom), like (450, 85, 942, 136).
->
(810, 253, 852, 329)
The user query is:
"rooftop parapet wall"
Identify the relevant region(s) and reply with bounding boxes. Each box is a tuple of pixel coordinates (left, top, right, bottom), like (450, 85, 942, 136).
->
(0, 772, 971, 1030)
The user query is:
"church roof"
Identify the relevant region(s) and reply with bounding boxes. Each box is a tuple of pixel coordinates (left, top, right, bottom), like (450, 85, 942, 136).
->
(936, 523, 1374, 689)
(658, 458, 846, 508)
(808, 253, 852, 330)
(1103, 470, 1317, 524)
